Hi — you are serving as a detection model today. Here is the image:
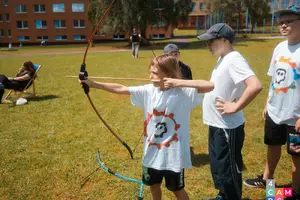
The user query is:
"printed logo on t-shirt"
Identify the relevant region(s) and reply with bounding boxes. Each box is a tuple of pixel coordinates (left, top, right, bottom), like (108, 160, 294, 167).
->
(144, 109, 181, 150)
(272, 56, 299, 94)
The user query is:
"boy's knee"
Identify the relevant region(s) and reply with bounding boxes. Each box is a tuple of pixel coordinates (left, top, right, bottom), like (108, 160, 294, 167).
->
(173, 189, 189, 200)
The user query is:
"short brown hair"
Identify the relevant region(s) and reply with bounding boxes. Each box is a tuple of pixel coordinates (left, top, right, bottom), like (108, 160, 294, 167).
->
(149, 54, 182, 79)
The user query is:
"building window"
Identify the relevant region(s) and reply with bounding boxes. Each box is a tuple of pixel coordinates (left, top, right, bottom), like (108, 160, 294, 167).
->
(5, 13, 10, 21)
(0, 14, 2, 22)
(271, 0, 278, 9)
(200, 3, 205, 10)
(73, 35, 86, 40)
(4, 0, 8, 7)
(7, 29, 11, 37)
(18, 36, 30, 41)
(294, 0, 300, 5)
(72, 3, 84, 12)
(55, 35, 67, 40)
(16, 21, 28, 29)
(73, 20, 85, 28)
(191, 2, 196, 12)
(37, 36, 48, 40)
(34, 4, 46, 13)
(15, 5, 27, 13)
(53, 4, 65, 12)
(54, 20, 66, 28)
(0, 30, 4, 37)
(151, 34, 165, 39)
(281, 0, 290, 8)
(112, 35, 125, 40)
(35, 20, 47, 29)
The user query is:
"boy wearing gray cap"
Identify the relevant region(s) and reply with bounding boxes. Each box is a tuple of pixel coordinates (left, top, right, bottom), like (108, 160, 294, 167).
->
(163, 44, 193, 80)
(197, 23, 262, 200)
(244, 5, 300, 200)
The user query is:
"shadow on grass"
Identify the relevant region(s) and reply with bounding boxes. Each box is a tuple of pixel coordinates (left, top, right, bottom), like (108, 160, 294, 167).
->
(27, 94, 60, 102)
(190, 147, 210, 167)
(136, 37, 269, 53)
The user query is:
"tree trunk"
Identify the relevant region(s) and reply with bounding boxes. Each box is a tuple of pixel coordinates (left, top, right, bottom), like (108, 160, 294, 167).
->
(251, 24, 254, 33)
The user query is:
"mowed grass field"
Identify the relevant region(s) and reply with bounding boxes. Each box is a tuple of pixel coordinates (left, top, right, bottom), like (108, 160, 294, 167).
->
(0, 37, 291, 200)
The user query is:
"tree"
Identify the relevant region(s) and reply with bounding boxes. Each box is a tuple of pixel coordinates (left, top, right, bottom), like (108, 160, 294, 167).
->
(87, 0, 192, 41)
(204, 0, 270, 32)
(243, 0, 270, 32)
(203, 0, 243, 25)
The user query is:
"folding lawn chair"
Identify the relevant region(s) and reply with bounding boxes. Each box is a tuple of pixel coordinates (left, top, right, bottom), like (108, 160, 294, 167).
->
(3, 64, 42, 103)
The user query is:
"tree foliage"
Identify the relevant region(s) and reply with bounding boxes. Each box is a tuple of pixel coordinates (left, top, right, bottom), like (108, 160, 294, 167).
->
(204, 0, 243, 25)
(243, 0, 270, 31)
(87, 0, 192, 37)
(204, 0, 270, 32)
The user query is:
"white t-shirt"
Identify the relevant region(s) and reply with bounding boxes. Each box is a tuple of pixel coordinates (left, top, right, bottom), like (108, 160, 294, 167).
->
(203, 51, 255, 129)
(129, 84, 203, 172)
(267, 40, 300, 125)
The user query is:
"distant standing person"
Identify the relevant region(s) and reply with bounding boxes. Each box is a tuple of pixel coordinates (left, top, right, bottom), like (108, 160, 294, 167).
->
(130, 28, 141, 59)
(163, 43, 193, 80)
(40, 40, 46, 46)
(197, 23, 262, 200)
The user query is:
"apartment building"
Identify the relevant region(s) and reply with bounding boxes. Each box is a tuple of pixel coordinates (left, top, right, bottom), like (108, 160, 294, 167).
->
(177, 0, 209, 29)
(0, 0, 172, 45)
(271, 0, 300, 12)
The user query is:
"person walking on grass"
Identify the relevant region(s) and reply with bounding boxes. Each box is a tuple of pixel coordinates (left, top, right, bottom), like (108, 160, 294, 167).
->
(81, 54, 214, 200)
(197, 23, 262, 200)
(130, 28, 141, 59)
(243, 5, 300, 200)
(163, 43, 193, 80)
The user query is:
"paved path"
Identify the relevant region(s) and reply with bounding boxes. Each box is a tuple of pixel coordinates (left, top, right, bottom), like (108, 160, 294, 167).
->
(256, 36, 286, 39)
(167, 36, 190, 49)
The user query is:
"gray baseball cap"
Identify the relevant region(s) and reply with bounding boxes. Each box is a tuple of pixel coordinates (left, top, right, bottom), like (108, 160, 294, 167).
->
(163, 43, 179, 54)
(274, 5, 300, 18)
(197, 23, 235, 43)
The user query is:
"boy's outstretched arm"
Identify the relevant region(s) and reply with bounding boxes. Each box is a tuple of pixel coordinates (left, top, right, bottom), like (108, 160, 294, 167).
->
(163, 78, 214, 93)
(81, 80, 130, 95)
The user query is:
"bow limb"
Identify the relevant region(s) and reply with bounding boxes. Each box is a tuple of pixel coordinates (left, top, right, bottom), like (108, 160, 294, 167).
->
(79, 0, 133, 160)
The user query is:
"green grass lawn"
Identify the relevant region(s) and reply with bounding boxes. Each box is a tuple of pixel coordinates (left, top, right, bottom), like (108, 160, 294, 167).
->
(0, 37, 291, 200)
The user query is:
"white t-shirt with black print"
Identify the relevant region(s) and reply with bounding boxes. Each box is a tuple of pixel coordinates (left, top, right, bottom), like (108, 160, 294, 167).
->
(129, 84, 203, 172)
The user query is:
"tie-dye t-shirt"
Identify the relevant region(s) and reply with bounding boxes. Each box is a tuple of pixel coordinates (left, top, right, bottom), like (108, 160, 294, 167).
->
(129, 84, 203, 172)
(267, 40, 300, 125)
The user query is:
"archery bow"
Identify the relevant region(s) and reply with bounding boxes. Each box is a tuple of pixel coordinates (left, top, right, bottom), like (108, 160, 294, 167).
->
(79, 0, 133, 159)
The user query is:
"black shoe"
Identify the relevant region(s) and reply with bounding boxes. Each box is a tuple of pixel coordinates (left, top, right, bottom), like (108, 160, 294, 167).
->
(243, 174, 266, 188)
(285, 191, 300, 200)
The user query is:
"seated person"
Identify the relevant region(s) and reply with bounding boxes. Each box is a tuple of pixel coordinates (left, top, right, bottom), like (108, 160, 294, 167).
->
(0, 60, 37, 103)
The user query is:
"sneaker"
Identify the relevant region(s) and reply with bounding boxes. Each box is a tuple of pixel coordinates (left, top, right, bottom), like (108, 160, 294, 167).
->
(202, 193, 226, 200)
(243, 174, 266, 188)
